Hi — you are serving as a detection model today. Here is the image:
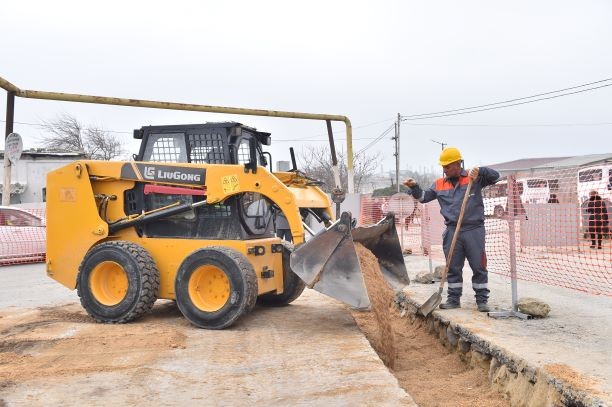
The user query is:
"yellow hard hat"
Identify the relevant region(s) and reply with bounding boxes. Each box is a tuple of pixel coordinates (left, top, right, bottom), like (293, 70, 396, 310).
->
(439, 147, 463, 166)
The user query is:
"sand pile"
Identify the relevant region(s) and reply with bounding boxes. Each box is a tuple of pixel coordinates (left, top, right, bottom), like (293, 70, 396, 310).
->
(354, 243, 397, 369)
(352, 245, 509, 406)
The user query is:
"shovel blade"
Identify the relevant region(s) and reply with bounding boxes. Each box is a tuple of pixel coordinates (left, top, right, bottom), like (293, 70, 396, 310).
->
(417, 292, 443, 317)
(290, 212, 370, 309)
(351, 213, 410, 290)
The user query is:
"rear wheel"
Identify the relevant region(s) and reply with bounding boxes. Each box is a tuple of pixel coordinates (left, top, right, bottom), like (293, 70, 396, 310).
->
(77, 241, 159, 323)
(175, 246, 257, 329)
(257, 241, 306, 306)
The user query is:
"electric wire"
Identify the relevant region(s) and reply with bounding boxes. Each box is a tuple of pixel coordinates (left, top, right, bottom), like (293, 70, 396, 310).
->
(401, 78, 612, 119)
(401, 82, 612, 121)
(355, 123, 396, 156)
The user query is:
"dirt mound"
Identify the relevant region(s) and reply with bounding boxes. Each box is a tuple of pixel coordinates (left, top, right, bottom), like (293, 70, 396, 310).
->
(352, 245, 509, 406)
(355, 243, 396, 368)
(0, 303, 186, 383)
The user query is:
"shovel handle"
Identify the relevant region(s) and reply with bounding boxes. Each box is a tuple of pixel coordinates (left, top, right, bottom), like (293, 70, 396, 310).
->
(439, 177, 474, 289)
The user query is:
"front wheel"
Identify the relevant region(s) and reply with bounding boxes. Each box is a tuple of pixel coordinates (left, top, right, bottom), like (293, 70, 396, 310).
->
(175, 246, 258, 329)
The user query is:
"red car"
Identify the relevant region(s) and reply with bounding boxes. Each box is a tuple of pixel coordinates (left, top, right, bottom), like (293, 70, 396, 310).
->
(0, 206, 46, 265)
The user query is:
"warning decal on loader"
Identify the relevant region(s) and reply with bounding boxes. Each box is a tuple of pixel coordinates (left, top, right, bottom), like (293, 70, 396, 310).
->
(222, 175, 240, 194)
(59, 188, 77, 202)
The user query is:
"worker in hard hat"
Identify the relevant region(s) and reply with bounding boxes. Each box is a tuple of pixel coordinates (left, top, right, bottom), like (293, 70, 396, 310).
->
(403, 147, 500, 312)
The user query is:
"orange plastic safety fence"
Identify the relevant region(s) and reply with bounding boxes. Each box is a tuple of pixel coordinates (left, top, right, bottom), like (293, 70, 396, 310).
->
(0, 206, 46, 266)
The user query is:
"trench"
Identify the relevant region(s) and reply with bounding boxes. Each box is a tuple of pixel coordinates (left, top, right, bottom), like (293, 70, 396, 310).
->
(352, 244, 510, 407)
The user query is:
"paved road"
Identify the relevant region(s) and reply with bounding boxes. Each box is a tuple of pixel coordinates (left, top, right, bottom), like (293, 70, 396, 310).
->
(0, 263, 415, 407)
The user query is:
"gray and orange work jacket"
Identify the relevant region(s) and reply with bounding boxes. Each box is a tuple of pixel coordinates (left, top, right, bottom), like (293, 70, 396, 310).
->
(410, 168, 500, 231)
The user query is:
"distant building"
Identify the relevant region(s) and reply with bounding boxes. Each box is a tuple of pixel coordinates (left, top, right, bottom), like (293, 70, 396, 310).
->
(487, 153, 612, 204)
(0, 150, 86, 204)
(276, 160, 291, 171)
(360, 173, 392, 194)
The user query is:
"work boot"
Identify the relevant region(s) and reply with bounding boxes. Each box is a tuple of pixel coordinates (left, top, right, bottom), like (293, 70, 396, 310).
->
(477, 302, 490, 312)
(439, 299, 460, 309)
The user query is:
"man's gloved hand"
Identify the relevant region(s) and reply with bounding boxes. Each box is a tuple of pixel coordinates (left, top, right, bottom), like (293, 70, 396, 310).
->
(403, 178, 422, 199)
(468, 167, 479, 180)
(402, 178, 417, 188)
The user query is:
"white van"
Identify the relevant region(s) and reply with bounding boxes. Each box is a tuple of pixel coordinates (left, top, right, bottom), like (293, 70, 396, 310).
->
(577, 165, 612, 204)
(483, 178, 550, 217)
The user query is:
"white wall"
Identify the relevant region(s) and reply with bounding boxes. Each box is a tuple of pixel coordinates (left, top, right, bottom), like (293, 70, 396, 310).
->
(0, 158, 76, 204)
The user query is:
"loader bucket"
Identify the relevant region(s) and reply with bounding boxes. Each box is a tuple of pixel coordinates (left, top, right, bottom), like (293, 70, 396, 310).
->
(351, 213, 411, 291)
(290, 212, 410, 310)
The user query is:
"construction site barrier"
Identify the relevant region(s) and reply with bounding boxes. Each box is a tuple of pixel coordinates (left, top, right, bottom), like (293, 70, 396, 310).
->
(360, 164, 612, 296)
(0, 207, 46, 266)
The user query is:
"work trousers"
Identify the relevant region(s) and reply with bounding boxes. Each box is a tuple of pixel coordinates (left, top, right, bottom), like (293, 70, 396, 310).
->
(442, 225, 489, 303)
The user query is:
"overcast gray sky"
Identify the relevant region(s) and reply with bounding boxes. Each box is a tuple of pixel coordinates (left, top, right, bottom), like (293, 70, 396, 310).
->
(1, 0, 611, 174)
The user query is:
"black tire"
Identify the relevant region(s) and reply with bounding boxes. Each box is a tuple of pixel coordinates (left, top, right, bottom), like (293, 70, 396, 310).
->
(257, 241, 306, 307)
(175, 246, 258, 329)
(77, 241, 159, 323)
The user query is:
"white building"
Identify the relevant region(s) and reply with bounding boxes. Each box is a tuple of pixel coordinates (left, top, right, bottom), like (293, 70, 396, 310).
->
(0, 151, 86, 204)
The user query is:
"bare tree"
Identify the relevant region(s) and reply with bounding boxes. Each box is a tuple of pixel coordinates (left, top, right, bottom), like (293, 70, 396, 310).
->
(40, 114, 125, 160)
(299, 145, 381, 193)
(85, 126, 125, 160)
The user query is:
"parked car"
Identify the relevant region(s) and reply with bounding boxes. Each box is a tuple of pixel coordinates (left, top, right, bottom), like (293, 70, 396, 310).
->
(0, 206, 46, 265)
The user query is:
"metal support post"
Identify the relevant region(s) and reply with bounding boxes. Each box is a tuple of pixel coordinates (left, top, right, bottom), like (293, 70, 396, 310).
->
(488, 174, 530, 319)
(2, 91, 15, 206)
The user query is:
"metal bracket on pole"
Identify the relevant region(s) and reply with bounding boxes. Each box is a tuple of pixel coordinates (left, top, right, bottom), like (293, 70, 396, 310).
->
(488, 173, 531, 320)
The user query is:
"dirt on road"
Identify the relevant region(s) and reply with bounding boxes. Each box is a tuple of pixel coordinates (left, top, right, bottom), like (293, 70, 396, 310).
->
(0, 301, 185, 385)
(353, 245, 509, 407)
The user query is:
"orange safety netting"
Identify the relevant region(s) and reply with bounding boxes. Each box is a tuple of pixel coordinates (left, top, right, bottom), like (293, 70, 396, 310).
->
(0, 207, 46, 266)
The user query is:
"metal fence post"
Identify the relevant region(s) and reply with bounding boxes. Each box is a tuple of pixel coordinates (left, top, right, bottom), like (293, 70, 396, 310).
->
(489, 173, 530, 319)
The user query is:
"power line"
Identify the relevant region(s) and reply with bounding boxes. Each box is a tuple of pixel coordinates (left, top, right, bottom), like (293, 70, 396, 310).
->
(401, 83, 612, 121)
(355, 123, 396, 156)
(274, 137, 381, 142)
(0, 119, 132, 134)
(401, 77, 612, 120)
(404, 122, 612, 127)
(3, 116, 397, 138)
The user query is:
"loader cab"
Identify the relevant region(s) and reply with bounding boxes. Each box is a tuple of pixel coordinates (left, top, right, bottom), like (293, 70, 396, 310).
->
(129, 122, 275, 240)
(134, 122, 271, 167)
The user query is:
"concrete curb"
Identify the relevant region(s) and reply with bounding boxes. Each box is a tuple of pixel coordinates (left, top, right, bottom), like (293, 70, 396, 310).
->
(395, 292, 607, 407)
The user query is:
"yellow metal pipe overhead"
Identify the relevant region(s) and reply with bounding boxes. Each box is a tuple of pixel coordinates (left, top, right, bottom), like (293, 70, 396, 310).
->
(0, 76, 355, 192)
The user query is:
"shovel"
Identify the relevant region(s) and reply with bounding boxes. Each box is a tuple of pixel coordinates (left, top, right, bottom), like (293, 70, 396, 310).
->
(418, 177, 474, 317)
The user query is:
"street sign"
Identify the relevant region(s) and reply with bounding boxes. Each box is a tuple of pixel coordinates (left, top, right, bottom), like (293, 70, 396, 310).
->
(5, 133, 23, 164)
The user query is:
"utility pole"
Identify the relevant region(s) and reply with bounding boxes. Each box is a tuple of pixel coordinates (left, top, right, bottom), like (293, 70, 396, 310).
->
(392, 115, 400, 193)
(431, 139, 446, 151)
(397, 113, 401, 192)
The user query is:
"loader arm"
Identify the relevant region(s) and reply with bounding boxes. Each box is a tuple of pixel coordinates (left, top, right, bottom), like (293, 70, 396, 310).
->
(64, 160, 332, 244)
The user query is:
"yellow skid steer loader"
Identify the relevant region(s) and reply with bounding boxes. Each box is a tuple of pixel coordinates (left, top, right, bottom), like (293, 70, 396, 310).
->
(45, 122, 409, 329)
